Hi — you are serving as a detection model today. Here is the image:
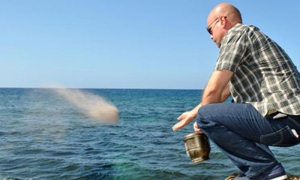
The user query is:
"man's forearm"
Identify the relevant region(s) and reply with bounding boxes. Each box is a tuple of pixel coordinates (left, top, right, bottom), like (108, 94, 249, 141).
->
(191, 103, 202, 118)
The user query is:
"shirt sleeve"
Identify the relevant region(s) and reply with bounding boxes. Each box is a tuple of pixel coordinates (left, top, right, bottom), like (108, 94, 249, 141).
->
(215, 29, 248, 73)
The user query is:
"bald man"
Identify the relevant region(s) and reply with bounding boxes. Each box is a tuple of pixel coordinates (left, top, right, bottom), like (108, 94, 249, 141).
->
(173, 3, 300, 180)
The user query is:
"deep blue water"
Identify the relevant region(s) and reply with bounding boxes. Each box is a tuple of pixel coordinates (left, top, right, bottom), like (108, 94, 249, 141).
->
(0, 88, 299, 180)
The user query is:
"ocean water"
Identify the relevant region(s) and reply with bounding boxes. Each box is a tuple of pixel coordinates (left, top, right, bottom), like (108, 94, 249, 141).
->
(0, 88, 299, 180)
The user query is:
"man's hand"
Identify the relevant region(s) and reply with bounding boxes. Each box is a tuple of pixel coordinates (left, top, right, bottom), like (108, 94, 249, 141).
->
(193, 122, 202, 133)
(172, 111, 196, 131)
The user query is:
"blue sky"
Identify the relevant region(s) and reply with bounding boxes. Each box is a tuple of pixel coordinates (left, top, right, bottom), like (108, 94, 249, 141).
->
(1, 1, 300, 89)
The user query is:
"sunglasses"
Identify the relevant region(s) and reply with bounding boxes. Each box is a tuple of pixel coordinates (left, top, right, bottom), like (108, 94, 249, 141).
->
(206, 16, 226, 35)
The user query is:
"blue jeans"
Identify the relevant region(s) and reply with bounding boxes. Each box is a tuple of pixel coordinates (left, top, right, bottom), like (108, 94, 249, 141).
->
(196, 103, 300, 178)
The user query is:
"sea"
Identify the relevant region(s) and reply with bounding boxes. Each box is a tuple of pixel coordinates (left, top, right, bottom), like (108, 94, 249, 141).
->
(0, 88, 299, 180)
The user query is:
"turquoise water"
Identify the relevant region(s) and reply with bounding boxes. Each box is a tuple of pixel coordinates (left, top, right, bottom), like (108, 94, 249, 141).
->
(0, 88, 299, 180)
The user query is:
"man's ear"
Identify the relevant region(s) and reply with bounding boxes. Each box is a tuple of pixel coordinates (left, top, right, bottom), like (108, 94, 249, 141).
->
(220, 16, 227, 27)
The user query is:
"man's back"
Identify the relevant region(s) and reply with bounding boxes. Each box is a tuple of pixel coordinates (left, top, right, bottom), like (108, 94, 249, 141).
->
(216, 23, 300, 116)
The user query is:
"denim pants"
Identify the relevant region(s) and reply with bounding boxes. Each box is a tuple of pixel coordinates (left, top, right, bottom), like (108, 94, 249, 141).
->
(196, 103, 300, 178)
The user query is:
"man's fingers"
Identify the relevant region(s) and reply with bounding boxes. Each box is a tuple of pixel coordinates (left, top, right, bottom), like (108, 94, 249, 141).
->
(172, 121, 185, 131)
(173, 119, 190, 131)
(174, 111, 194, 131)
(193, 122, 202, 133)
(177, 113, 185, 120)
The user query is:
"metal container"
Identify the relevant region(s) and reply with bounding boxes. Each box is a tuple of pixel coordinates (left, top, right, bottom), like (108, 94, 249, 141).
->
(183, 132, 210, 164)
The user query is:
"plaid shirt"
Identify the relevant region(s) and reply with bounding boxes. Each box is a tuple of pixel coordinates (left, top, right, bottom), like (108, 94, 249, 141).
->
(215, 23, 300, 116)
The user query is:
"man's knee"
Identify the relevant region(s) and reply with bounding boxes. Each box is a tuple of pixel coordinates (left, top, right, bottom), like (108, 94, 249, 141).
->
(198, 104, 218, 118)
(197, 104, 219, 126)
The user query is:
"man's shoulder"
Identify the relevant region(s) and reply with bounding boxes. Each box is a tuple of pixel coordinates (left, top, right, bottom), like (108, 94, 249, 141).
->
(225, 23, 264, 43)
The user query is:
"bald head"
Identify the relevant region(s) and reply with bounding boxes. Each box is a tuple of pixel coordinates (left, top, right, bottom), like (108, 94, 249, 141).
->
(208, 3, 242, 28)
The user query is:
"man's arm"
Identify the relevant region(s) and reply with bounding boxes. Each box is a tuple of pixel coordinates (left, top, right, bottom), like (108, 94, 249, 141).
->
(220, 83, 231, 102)
(172, 69, 233, 131)
(201, 69, 233, 105)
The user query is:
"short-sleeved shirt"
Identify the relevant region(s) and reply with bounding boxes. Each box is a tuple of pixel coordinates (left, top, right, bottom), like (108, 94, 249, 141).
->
(215, 23, 300, 116)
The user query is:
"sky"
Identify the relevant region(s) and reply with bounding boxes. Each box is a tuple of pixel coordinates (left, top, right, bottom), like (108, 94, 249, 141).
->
(1, 0, 300, 89)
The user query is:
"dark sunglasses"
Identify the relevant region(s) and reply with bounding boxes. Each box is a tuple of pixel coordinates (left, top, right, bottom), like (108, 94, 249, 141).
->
(206, 16, 227, 35)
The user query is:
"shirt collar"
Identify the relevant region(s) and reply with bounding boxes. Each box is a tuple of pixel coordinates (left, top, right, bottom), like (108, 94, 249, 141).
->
(220, 23, 243, 48)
